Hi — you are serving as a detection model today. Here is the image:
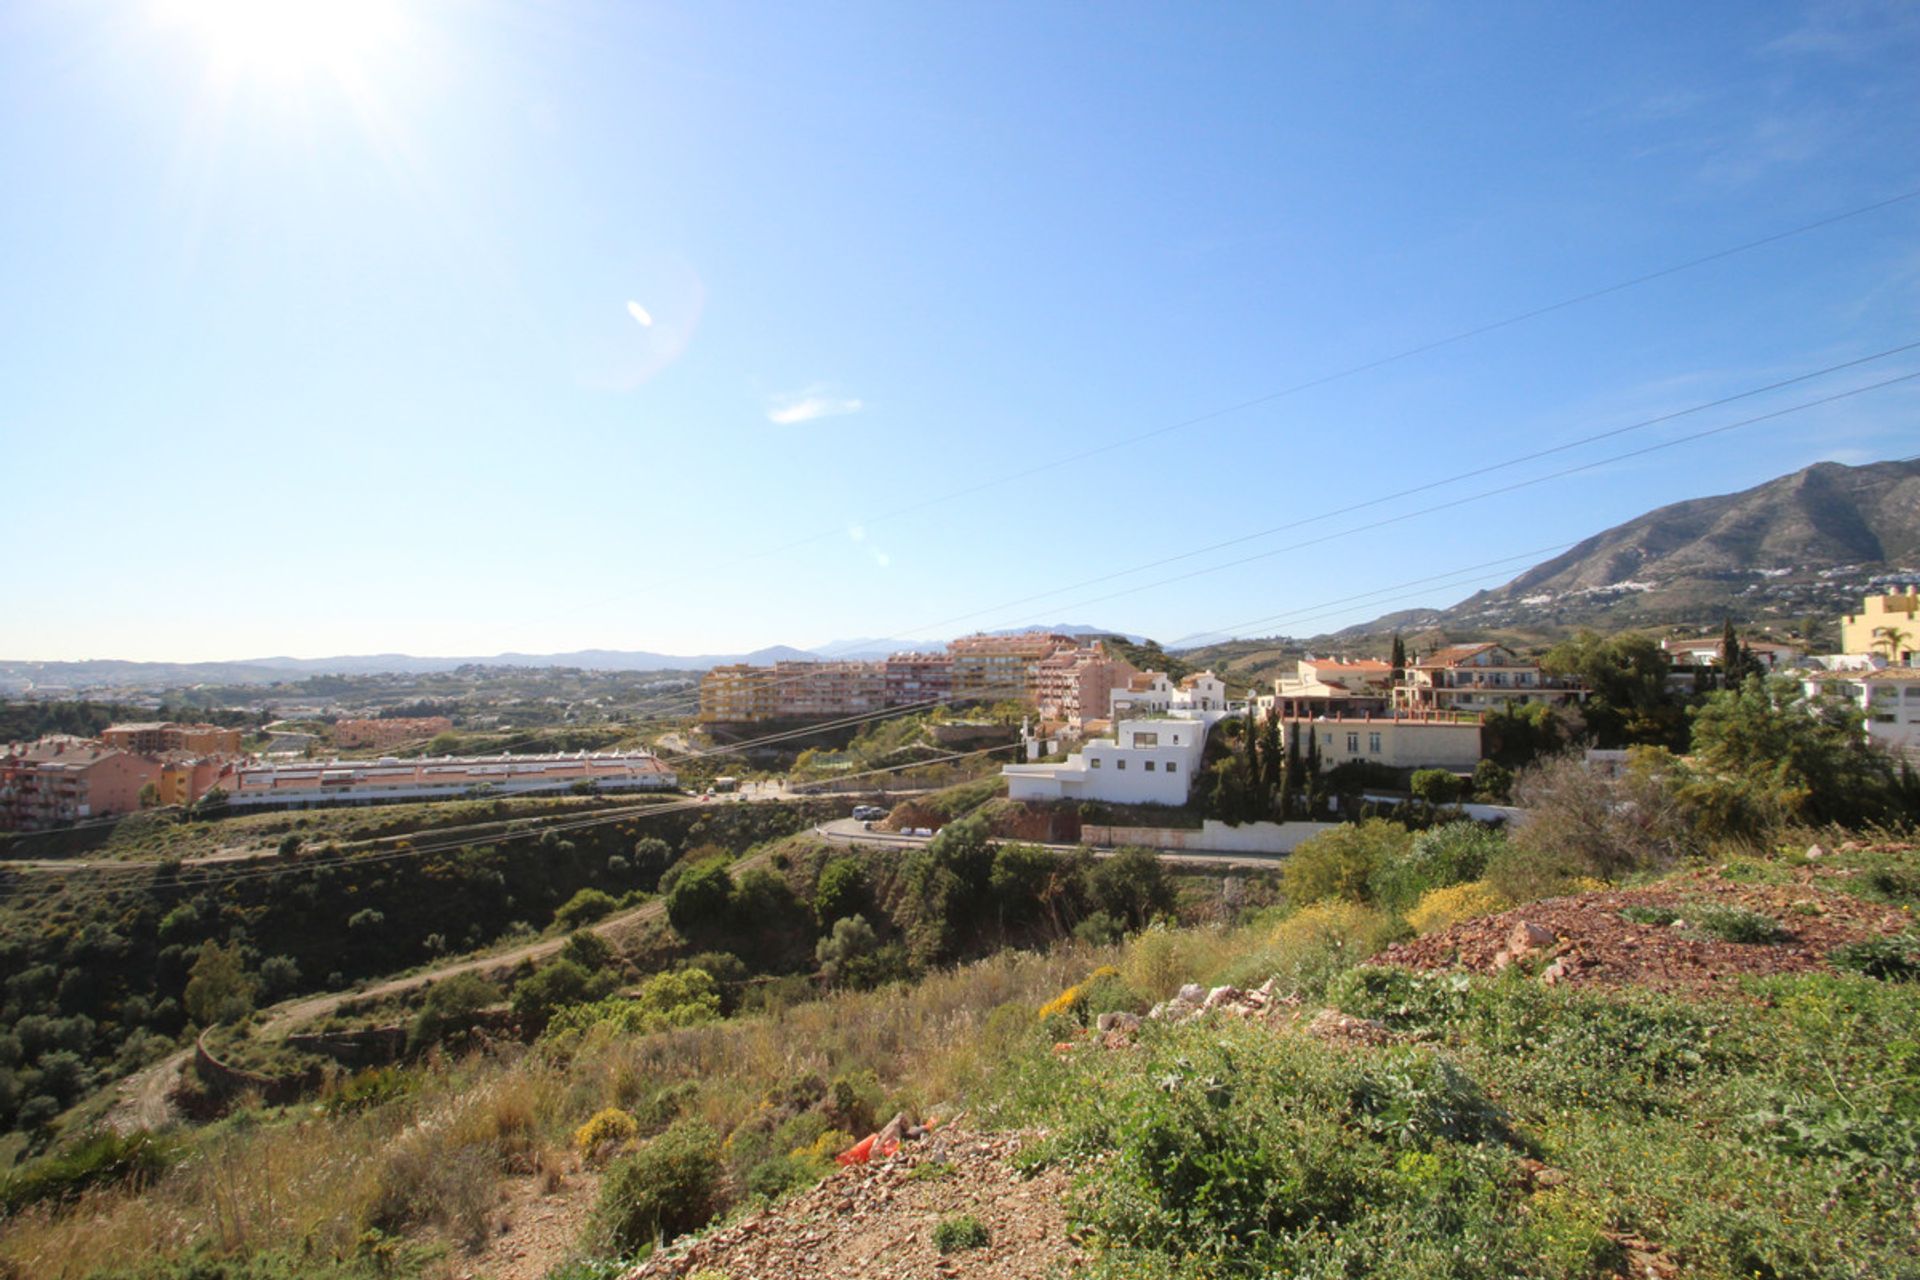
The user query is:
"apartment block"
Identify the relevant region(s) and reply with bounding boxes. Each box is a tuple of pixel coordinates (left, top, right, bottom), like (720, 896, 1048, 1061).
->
(948, 632, 1079, 704)
(773, 661, 890, 718)
(884, 652, 954, 709)
(699, 664, 780, 723)
(0, 740, 162, 831)
(100, 721, 244, 755)
(1031, 642, 1138, 729)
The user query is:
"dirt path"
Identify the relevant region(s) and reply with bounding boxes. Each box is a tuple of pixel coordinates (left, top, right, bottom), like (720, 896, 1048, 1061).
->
(628, 1127, 1080, 1280)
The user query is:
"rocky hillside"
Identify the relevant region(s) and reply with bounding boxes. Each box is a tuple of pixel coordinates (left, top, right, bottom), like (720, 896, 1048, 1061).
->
(1186, 460, 1920, 674)
(1434, 458, 1920, 631)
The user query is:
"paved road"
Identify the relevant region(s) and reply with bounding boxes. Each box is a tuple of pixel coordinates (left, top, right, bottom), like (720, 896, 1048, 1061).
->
(813, 818, 1288, 871)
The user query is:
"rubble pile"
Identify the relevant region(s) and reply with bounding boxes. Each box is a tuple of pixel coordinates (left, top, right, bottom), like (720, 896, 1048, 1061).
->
(626, 1125, 1078, 1280)
(1378, 868, 1913, 993)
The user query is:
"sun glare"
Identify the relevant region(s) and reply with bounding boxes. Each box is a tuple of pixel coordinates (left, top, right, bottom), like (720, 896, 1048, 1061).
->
(155, 0, 405, 85)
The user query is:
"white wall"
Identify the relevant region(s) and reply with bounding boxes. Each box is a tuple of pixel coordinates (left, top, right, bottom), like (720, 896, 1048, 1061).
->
(1081, 819, 1338, 854)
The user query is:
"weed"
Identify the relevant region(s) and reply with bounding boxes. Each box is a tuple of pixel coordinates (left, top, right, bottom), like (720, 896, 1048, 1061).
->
(1687, 904, 1787, 944)
(932, 1214, 989, 1253)
(1829, 932, 1920, 982)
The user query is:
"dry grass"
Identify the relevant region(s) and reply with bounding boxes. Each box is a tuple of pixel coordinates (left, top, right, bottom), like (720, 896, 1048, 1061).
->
(0, 944, 1176, 1279)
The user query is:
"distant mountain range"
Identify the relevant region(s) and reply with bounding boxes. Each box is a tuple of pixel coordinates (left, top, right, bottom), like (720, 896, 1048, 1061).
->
(1180, 459, 1920, 679)
(1312, 458, 1919, 643)
(0, 627, 1139, 694)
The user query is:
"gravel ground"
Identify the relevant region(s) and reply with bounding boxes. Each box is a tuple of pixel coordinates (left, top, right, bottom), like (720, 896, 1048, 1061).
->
(1377, 861, 1913, 993)
(626, 1127, 1081, 1280)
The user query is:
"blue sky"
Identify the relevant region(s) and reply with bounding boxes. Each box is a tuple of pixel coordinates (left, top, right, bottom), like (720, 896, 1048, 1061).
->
(3, 1, 1917, 662)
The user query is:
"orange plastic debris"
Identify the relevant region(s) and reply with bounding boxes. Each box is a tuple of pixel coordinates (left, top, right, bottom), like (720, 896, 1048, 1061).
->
(835, 1134, 877, 1166)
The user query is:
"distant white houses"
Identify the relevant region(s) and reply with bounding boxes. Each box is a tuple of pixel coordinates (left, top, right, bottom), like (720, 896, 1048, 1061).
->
(1803, 661, 1920, 756)
(1002, 670, 1232, 805)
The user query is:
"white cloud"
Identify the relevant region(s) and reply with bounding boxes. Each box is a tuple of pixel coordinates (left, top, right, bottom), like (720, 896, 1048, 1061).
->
(847, 524, 867, 543)
(767, 388, 864, 425)
(871, 549, 892, 569)
(626, 300, 653, 327)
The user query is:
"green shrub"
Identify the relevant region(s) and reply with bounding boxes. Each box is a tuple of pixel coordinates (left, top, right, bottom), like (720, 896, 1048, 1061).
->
(1408, 769, 1463, 805)
(408, 972, 500, 1050)
(1283, 820, 1412, 906)
(1688, 904, 1786, 944)
(555, 888, 618, 930)
(0, 1129, 175, 1214)
(933, 1214, 990, 1253)
(1483, 840, 1590, 904)
(1619, 905, 1680, 926)
(326, 1066, 417, 1115)
(1369, 822, 1505, 914)
(590, 1119, 723, 1253)
(1830, 932, 1920, 981)
(511, 959, 617, 1034)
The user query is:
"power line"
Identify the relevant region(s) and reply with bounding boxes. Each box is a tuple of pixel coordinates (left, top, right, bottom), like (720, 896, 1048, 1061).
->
(623, 187, 1920, 595)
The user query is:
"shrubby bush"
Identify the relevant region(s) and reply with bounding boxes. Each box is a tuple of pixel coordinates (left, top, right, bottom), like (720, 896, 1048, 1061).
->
(1368, 822, 1504, 915)
(1282, 820, 1412, 907)
(544, 968, 721, 1040)
(1406, 881, 1507, 935)
(555, 888, 618, 931)
(591, 1119, 723, 1253)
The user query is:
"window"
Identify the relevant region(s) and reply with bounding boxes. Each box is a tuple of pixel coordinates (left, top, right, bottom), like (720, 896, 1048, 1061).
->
(1369, 732, 1382, 754)
(1090, 757, 1101, 768)
(1116, 759, 1126, 770)
(1144, 760, 1156, 771)
(1346, 733, 1359, 753)
(1134, 731, 1159, 747)
(1166, 761, 1178, 774)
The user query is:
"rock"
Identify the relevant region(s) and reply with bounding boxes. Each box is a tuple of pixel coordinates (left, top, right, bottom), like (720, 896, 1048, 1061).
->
(1147, 1002, 1166, 1020)
(1177, 983, 1206, 1004)
(1508, 921, 1556, 956)
(1541, 959, 1569, 986)
(1306, 1008, 1398, 1047)
(1096, 1011, 1142, 1033)
(1202, 985, 1242, 1010)
(1805, 843, 1827, 860)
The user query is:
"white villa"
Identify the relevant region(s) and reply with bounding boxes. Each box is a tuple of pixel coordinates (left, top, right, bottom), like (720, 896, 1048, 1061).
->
(1002, 670, 1233, 805)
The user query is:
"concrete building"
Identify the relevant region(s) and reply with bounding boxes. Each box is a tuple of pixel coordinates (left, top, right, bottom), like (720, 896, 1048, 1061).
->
(1805, 668, 1920, 757)
(226, 750, 677, 808)
(1031, 642, 1139, 729)
(1396, 643, 1583, 714)
(1287, 711, 1483, 772)
(331, 717, 455, 749)
(948, 632, 1079, 704)
(773, 661, 890, 718)
(884, 652, 954, 709)
(156, 754, 228, 807)
(100, 721, 244, 755)
(1261, 657, 1394, 718)
(1003, 669, 1237, 805)
(699, 664, 780, 723)
(1841, 587, 1920, 662)
(1003, 708, 1226, 806)
(0, 740, 162, 830)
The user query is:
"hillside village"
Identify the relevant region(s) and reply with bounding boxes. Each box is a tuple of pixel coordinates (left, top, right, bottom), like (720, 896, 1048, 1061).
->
(6, 5, 1920, 1276)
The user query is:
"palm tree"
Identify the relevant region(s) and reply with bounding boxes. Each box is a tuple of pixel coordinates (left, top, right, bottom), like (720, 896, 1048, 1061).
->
(1874, 625, 1914, 665)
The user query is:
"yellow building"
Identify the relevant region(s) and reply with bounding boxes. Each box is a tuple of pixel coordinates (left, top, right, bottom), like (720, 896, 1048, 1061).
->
(1841, 587, 1919, 662)
(698, 664, 779, 723)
